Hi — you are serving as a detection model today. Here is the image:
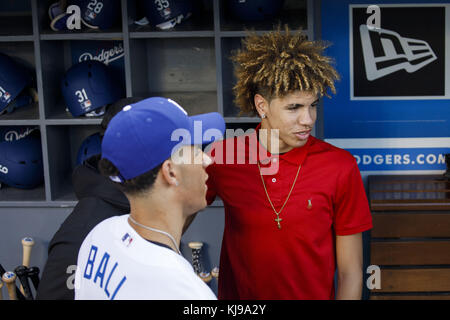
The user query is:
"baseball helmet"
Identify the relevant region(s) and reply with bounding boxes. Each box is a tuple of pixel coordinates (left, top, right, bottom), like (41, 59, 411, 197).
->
(61, 60, 123, 117)
(76, 132, 102, 165)
(49, 1, 70, 31)
(0, 53, 33, 114)
(0, 126, 37, 143)
(227, 0, 285, 22)
(0, 133, 44, 189)
(142, 0, 193, 30)
(79, 0, 121, 30)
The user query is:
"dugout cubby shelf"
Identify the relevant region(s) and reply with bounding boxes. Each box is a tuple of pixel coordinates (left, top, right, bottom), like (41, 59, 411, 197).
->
(0, 183, 46, 203)
(129, 36, 217, 115)
(0, 41, 38, 121)
(219, 0, 308, 33)
(0, 1, 33, 38)
(39, 39, 127, 120)
(46, 124, 102, 202)
(220, 36, 245, 118)
(127, 0, 215, 34)
(36, 0, 124, 37)
(0, 0, 312, 207)
(0, 103, 39, 122)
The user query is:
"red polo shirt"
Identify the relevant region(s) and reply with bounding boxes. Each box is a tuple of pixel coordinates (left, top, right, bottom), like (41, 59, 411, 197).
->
(206, 126, 373, 300)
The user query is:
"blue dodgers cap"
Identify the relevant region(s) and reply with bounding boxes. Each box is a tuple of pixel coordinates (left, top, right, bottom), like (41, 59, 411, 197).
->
(101, 97, 225, 181)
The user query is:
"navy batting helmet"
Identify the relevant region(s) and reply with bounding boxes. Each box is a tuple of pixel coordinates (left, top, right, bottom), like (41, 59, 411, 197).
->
(142, 0, 193, 30)
(76, 132, 102, 165)
(61, 60, 123, 117)
(79, 0, 121, 30)
(0, 53, 33, 114)
(0, 133, 44, 189)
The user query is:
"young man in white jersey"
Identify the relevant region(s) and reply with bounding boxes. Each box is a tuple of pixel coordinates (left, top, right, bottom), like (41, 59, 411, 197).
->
(74, 96, 225, 300)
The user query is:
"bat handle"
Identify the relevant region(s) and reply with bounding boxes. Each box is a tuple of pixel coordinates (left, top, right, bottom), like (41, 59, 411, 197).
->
(0, 280, 3, 300)
(22, 237, 35, 267)
(188, 242, 204, 274)
(14, 266, 33, 300)
(27, 267, 40, 290)
(15, 285, 26, 300)
(188, 241, 213, 284)
(2, 272, 17, 300)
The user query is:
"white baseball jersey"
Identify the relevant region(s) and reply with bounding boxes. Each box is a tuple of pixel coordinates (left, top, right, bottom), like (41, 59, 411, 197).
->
(74, 214, 217, 300)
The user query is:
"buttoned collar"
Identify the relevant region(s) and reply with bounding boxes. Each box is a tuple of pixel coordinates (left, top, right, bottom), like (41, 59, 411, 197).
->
(247, 123, 313, 167)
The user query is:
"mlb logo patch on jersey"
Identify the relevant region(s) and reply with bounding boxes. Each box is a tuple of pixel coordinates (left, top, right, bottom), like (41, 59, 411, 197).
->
(121, 233, 133, 247)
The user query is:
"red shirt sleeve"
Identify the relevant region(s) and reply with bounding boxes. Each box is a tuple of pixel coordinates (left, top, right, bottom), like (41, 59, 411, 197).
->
(333, 159, 373, 236)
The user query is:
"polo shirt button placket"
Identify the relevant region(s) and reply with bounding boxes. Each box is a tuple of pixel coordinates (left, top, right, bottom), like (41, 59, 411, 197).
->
(271, 157, 282, 203)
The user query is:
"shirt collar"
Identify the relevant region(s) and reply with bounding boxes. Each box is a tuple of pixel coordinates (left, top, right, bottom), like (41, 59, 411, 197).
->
(250, 123, 313, 166)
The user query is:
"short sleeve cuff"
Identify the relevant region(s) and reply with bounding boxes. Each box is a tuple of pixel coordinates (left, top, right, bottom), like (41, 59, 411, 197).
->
(335, 222, 373, 236)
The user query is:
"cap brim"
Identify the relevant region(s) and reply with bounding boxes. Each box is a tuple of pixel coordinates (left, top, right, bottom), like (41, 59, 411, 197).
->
(188, 112, 225, 145)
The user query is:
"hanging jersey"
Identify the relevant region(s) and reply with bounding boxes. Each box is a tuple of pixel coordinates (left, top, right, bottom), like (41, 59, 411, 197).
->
(75, 214, 217, 300)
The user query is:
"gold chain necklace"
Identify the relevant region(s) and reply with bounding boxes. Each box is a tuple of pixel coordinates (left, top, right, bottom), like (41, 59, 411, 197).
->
(257, 162, 302, 229)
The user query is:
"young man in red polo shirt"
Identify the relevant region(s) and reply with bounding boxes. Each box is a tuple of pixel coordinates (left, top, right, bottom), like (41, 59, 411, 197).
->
(204, 27, 373, 300)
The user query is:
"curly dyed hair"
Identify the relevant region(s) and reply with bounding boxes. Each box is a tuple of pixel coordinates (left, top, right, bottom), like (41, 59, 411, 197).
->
(231, 25, 340, 115)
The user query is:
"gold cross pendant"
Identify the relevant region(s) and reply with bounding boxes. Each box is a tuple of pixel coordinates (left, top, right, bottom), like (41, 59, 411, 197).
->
(275, 216, 282, 229)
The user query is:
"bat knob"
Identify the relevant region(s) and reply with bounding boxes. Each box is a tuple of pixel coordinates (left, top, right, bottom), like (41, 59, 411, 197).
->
(2, 271, 16, 283)
(211, 267, 219, 278)
(22, 237, 35, 247)
(188, 241, 204, 249)
(2, 272, 18, 300)
(199, 272, 212, 283)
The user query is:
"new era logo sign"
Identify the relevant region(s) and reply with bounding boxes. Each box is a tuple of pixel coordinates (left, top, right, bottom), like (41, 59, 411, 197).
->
(350, 5, 448, 99)
(360, 24, 437, 81)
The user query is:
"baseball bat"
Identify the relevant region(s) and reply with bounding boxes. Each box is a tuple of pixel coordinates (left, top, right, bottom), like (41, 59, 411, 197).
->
(0, 280, 3, 300)
(188, 241, 203, 274)
(188, 242, 212, 283)
(211, 266, 219, 279)
(0, 264, 25, 300)
(19, 237, 34, 296)
(2, 272, 17, 300)
(14, 266, 33, 300)
(26, 267, 40, 291)
(22, 237, 35, 267)
(211, 266, 219, 288)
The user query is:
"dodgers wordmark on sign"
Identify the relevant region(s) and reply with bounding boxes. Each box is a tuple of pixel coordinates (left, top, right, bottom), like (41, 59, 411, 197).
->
(328, 137, 450, 174)
(321, 1, 449, 173)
